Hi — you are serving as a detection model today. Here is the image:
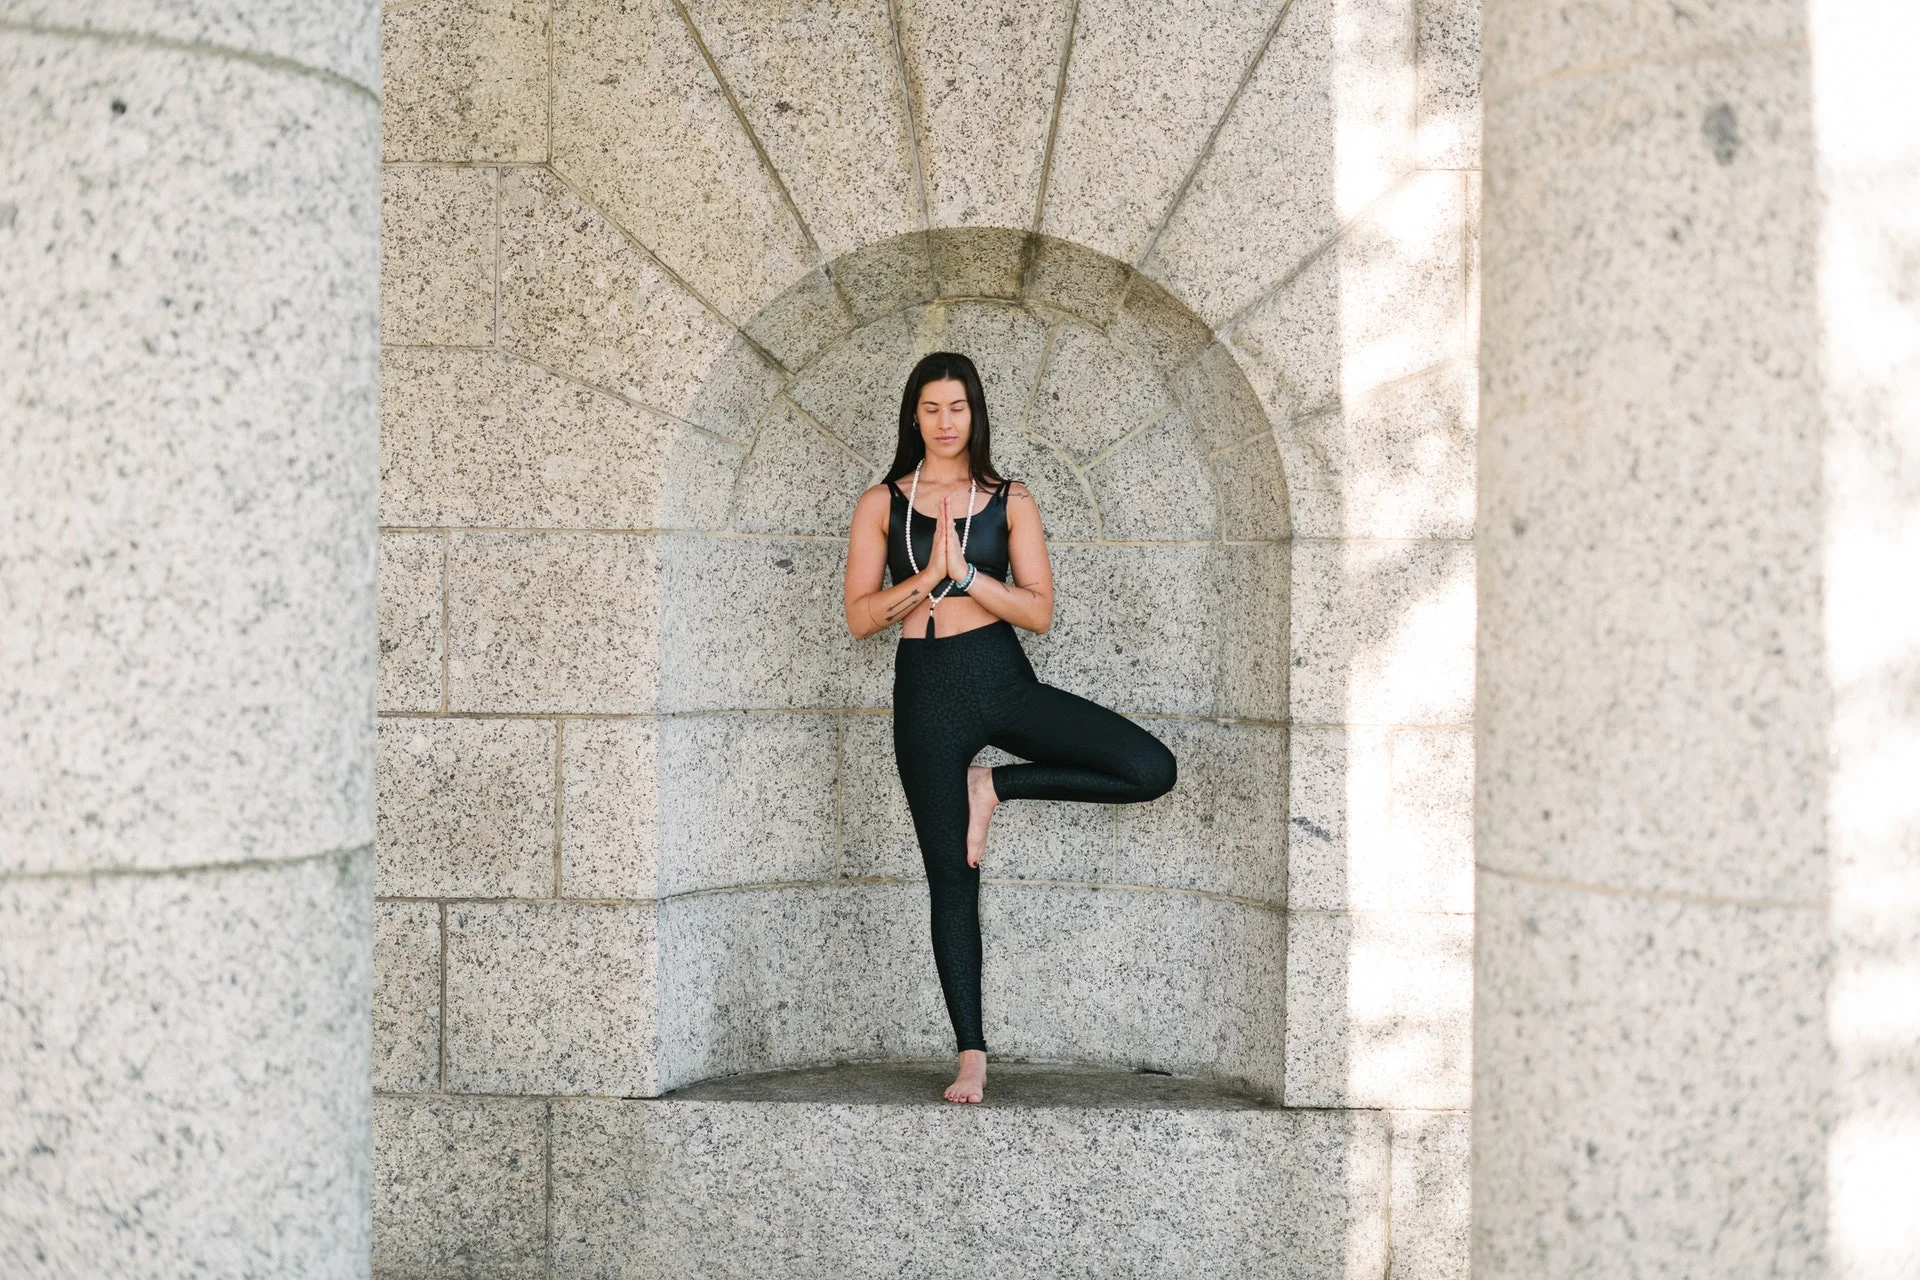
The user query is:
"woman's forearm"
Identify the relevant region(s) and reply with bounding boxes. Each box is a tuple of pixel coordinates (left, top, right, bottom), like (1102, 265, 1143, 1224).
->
(848, 567, 942, 639)
(956, 568, 1052, 633)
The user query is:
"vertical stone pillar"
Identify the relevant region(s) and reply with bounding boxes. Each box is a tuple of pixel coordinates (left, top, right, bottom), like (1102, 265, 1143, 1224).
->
(1477, 2, 1920, 1277)
(0, 6, 380, 1275)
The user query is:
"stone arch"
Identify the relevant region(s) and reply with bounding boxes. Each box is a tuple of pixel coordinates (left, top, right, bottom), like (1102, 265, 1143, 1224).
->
(645, 229, 1291, 1093)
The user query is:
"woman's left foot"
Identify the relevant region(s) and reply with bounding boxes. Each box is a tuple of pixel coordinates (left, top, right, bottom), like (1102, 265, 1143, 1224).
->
(965, 765, 999, 868)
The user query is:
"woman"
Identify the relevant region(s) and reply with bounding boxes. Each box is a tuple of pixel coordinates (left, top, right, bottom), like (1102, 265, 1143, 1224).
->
(841, 351, 1179, 1104)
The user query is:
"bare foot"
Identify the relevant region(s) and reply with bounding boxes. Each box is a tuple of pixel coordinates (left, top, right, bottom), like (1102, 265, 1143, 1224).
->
(965, 765, 999, 868)
(945, 1049, 987, 1103)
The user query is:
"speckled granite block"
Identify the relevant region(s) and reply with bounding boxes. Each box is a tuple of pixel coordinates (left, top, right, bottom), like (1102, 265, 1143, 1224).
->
(1479, 0, 1802, 97)
(1023, 234, 1132, 327)
(681, 0, 920, 259)
(382, 0, 550, 162)
(1390, 1109, 1469, 1280)
(550, 0, 813, 322)
(1287, 359, 1477, 540)
(380, 165, 495, 345)
(786, 308, 920, 462)
(446, 531, 661, 714)
(1287, 725, 1395, 911)
(6, 0, 383, 88)
(1108, 273, 1218, 382)
(1473, 873, 1826, 1278)
(0, 851, 372, 1277)
(658, 713, 840, 895)
(373, 901, 442, 1093)
(1038, 0, 1290, 264)
(981, 882, 1286, 1092)
(1289, 538, 1473, 727)
(1028, 317, 1170, 462)
(498, 167, 738, 418)
(741, 265, 857, 373)
(380, 348, 682, 529)
(901, 0, 1068, 229)
(1211, 430, 1292, 542)
(560, 717, 659, 899)
(1112, 720, 1287, 903)
(657, 882, 949, 1087)
(659, 423, 750, 533)
(830, 231, 939, 323)
(549, 1094, 1387, 1278)
(1085, 408, 1218, 540)
(992, 428, 1100, 541)
(378, 532, 444, 713)
(444, 901, 661, 1096)
(1, 35, 379, 874)
(372, 1095, 547, 1279)
(1171, 341, 1275, 454)
(679, 335, 788, 444)
(1284, 909, 1471, 1108)
(1389, 728, 1472, 913)
(927, 225, 1030, 300)
(1416, 0, 1480, 168)
(375, 717, 555, 898)
(839, 712, 920, 880)
(659, 534, 886, 712)
(732, 399, 880, 534)
(1033, 542, 1287, 721)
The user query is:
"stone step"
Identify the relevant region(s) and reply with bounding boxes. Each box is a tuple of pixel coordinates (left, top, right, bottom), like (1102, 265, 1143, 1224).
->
(548, 1061, 1389, 1279)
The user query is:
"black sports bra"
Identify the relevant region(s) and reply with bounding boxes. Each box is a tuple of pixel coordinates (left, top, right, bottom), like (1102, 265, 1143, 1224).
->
(884, 476, 1014, 596)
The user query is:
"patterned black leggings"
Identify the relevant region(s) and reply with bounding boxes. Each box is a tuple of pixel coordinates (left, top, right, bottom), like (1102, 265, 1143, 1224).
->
(891, 619, 1178, 1052)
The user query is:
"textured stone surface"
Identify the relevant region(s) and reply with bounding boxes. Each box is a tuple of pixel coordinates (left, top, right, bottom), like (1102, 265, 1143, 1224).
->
(1391, 1109, 1470, 1280)
(683, 0, 920, 258)
(375, 717, 555, 898)
(446, 532, 661, 714)
(1, 33, 379, 873)
(1040, 0, 1288, 264)
(656, 882, 948, 1087)
(658, 713, 839, 894)
(1111, 720, 1287, 903)
(0, 0, 384, 88)
(679, 335, 789, 445)
(1170, 341, 1274, 453)
(380, 348, 681, 529)
(1023, 234, 1132, 326)
(1479, 0, 1803, 97)
(1286, 359, 1477, 540)
(1416, 0, 1480, 169)
(983, 883, 1287, 1092)
(381, 0, 550, 162)
(445, 901, 661, 1096)
(1084, 407, 1218, 540)
(550, 1094, 1387, 1278)
(372, 1095, 547, 1279)
(659, 535, 891, 712)
(0, 852, 373, 1276)
(740, 265, 856, 372)
(1473, 873, 1827, 1277)
(991, 427, 1101, 542)
(1389, 728, 1472, 912)
(1028, 317, 1170, 462)
(1211, 430, 1293, 542)
(1031, 542, 1288, 721)
(1108, 273, 1217, 382)
(380, 164, 495, 345)
(832, 230, 938, 324)
(373, 901, 442, 1093)
(1229, 170, 1470, 423)
(1146, 0, 1413, 326)
(899, 0, 1068, 228)
(667, 1058, 1277, 1107)
(559, 717, 659, 899)
(732, 399, 879, 535)
(838, 712, 920, 880)
(785, 308, 918, 463)
(378, 532, 444, 713)
(498, 168, 740, 421)
(551, 0, 813, 322)
(1287, 725, 1394, 911)
(1289, 538, 1474, 727)
(1285, 909, 1472, 1108)
(927, 224, 1029, 300)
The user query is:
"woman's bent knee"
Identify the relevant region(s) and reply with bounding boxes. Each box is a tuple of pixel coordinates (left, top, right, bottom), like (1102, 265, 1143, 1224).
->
(1133, 739, 1177, 801)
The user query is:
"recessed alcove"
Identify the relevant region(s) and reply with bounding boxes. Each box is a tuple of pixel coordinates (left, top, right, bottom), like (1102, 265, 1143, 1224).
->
(646, 228, 1292, 1095)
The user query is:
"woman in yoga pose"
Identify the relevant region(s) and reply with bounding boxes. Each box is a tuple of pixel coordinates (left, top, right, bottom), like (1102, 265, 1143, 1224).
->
(841, 351, 1178, 1104)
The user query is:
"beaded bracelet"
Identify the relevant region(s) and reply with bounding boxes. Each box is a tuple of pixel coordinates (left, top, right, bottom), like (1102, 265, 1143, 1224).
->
(957, 562, 977, 592)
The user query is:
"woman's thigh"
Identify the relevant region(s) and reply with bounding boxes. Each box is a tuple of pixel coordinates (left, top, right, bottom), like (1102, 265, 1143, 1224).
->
(984, 682, 1176, 798)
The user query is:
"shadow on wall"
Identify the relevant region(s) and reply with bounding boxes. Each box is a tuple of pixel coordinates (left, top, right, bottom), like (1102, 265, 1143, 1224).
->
(650, 228, 1293, 1095)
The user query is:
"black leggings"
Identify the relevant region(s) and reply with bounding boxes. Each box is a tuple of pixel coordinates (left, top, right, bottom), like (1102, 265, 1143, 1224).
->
(891, 619, 1178, 1052)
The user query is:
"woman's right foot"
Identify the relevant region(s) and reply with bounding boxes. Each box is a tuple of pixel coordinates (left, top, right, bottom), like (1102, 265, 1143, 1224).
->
(965, 765, 999, 868)
(945, 1049, 987, 1103)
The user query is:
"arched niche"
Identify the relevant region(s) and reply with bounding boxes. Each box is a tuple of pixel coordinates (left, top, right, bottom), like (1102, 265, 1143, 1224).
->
(646, 229, 1291, 1094)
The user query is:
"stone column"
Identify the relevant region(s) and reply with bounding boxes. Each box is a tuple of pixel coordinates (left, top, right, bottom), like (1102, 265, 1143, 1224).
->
(1476, 2, 1919, 1277)
(1, 6, 380, 1275)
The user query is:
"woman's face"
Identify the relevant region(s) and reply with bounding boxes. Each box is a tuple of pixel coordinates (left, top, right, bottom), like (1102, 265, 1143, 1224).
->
(916, 377, 972, 459)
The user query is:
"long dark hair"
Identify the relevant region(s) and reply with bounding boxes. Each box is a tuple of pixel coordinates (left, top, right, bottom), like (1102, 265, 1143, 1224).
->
(882, 351, 1006, 488)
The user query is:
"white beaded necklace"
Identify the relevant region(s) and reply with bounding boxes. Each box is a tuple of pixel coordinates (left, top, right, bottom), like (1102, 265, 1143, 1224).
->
(903, 460, 975, 636)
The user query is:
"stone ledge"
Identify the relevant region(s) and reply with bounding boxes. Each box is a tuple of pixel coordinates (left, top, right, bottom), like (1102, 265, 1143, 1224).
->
(660, 1058, 1277, 1109)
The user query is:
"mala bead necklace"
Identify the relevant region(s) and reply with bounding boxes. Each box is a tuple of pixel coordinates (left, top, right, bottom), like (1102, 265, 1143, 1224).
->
(904, 460, 975, 639)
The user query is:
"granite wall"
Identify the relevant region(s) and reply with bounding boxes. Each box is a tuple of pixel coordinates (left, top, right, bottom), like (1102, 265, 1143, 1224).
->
(1, 1, 382, 1274)
(368, 0, 1482, 1272)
